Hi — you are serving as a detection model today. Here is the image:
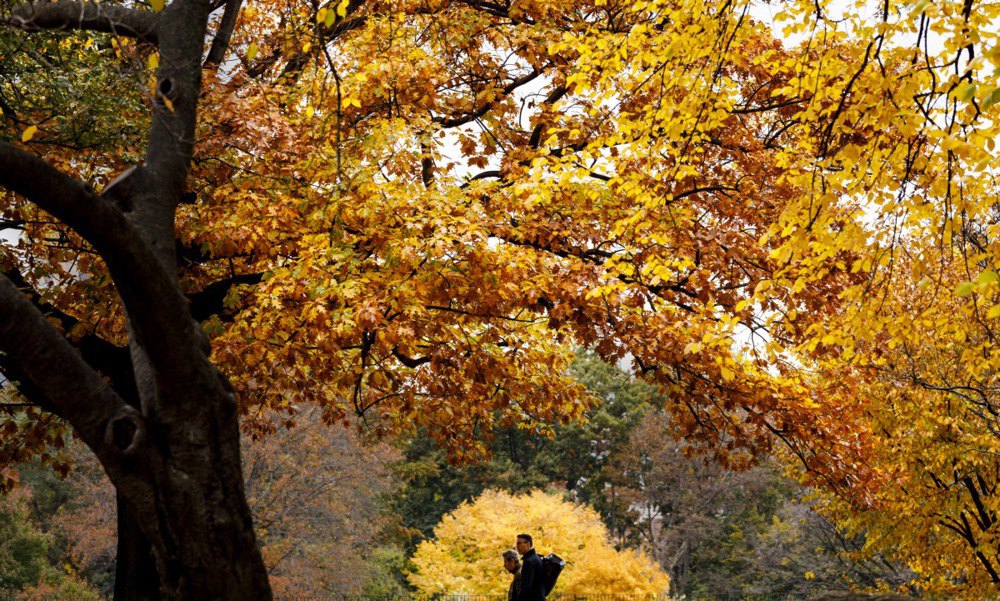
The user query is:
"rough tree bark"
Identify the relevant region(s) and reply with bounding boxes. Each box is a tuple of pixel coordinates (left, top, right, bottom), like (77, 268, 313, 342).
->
(0, 0, 273, 598)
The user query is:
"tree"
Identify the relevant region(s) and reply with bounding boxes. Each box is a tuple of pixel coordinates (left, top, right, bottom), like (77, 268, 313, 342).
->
(242, 409, 403, 597)
(1, 0, 272, 588)
(4, 0, 1000, 597)
(620, 410, 913, 598)
(797, 257, 1000, 596)
(391, 350, 653, 545)
(0, 481, 103, 600)
(408, 488, 671, 595)
(0, 487, 50, 594)
(15, 408, 405, 597)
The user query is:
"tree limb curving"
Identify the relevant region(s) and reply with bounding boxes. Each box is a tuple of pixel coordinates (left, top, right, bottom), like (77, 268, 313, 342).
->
(0, 272, 126, 449)
(8, 0, 159, 44)
(0, 143, 208, 387)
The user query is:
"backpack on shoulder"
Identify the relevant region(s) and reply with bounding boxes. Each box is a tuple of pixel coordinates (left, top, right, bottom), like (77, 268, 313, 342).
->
(540, 553, 565, 595)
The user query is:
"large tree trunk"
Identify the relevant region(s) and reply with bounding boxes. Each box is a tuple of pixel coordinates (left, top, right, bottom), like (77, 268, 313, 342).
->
(0, 0, 275, 596)
(115, 340, 270, 599)
(113, 306, 266, 598)
(115, 495, 160, 601)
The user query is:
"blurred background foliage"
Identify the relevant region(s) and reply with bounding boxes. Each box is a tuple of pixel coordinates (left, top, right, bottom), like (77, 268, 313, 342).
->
(0, 351, 913, 598)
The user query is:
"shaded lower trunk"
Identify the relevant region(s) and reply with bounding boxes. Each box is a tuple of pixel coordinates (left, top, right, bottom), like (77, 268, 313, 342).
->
(108, 355, 271, 600)
(115, 494, 161, 601)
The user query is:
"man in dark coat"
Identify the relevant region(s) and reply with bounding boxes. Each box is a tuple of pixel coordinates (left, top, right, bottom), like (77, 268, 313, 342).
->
(515, 533, 546, 601)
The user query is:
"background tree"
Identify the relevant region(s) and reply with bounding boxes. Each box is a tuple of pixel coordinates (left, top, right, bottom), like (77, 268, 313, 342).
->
(0, 481, 103, 600)
(242, 409, 403, 597)
(621, 410, 913, 598)
(408, 489, 671, 595)
(0, 486, 51, 594)
(2, 409, 406, 598)
(391, 350, 652, 544)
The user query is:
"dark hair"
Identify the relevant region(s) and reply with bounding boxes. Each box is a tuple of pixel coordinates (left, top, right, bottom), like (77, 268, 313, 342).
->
(516, 533, 533, 546)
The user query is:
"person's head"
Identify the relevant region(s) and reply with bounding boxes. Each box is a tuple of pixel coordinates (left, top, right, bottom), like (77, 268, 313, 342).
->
(502, 549, 520, 574)
(515, 533, 533, 555)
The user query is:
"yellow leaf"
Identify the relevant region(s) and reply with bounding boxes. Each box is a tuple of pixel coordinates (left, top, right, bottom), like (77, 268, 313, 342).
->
(336, 0, 349, 17)
(247, 43, 259, 62)
(954, 82, 977, 102)
(147, 53, 159, 70)
(984, 87, 1000, 110)
(955, 281, 976, 297)
(976, 270, 999, 285)
(988, 305, 1000, 319)
(149, 0, 165, 12)
(21, 125, 37, 142)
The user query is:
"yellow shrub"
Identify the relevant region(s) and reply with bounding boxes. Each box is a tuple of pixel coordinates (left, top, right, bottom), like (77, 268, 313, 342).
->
(408, 489, 670, 595)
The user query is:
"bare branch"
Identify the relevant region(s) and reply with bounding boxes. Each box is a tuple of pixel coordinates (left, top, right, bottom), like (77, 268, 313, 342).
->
(434, 69, 541, 128)
(204, 0, 243, 66)
(254, 0, 367, 79)
(8, 0, 159, 44)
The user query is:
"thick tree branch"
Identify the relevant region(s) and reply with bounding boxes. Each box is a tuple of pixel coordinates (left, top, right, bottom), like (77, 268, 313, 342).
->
(141, 0, 213, 223)
(204, 0, 243, 66)
(0, 143, 207, 384)
(0, 264, 135, 400)
(8, 0, 159, 44)
(0, 142, 132, 252)
(0, 272, 126, 449)
(0, 356, 61, 418)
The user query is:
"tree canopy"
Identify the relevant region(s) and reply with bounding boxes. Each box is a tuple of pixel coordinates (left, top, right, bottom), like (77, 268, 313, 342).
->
(2, 0, 1000, 595)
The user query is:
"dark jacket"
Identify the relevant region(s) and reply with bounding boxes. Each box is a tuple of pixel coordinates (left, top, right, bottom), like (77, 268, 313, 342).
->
(517, 549, 546, 601)
(507, 570, 521, 601)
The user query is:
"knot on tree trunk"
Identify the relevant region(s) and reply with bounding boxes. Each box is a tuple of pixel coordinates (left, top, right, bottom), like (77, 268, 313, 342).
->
(105, 405, 146, 455)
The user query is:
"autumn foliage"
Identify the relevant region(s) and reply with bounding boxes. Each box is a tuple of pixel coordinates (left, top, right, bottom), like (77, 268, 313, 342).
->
(3, 0, 1000, 594)
(409, 489, 671, 595)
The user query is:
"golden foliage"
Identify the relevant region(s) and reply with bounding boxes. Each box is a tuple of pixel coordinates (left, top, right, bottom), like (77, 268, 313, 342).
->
(8, 0, 1000, 593)
(408, 489, 670, 595)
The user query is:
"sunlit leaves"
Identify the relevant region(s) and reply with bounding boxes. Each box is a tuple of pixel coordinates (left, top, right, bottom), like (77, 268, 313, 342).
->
(7, 0, 1000, 592)
(409, 490, 671, 594)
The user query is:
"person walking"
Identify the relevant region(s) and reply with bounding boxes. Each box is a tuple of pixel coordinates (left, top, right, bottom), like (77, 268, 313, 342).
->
(502, 549, 521, 601)
(515, 533, 546, 601)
